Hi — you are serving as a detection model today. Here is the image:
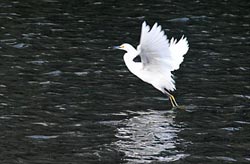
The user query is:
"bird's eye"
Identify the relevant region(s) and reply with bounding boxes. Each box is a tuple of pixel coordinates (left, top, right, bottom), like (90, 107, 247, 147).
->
(120, 45, 124, 48)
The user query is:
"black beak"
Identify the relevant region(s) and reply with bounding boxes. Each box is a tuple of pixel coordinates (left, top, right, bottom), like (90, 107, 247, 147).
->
(113, 46, 120, 49)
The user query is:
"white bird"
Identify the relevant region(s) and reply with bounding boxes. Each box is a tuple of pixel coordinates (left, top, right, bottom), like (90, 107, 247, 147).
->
(114, 21, 189, 108)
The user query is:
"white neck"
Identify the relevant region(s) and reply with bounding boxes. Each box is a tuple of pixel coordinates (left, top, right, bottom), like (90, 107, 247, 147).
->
(123, 47, 142, 77)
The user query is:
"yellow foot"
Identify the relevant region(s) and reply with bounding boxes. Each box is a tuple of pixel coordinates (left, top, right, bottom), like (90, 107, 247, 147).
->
(169, 94, 178, 108)
(175, 105, 186, 110)
(168, 94, 186, 110)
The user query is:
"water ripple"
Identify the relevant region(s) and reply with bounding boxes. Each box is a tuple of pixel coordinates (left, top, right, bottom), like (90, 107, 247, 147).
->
(27, 135, 58, 140)
(112, 110, 189, 163)
(0, 0, 249, 163)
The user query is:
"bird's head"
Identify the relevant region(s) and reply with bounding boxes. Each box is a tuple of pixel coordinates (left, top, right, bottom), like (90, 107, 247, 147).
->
(113, 43, 136, 53)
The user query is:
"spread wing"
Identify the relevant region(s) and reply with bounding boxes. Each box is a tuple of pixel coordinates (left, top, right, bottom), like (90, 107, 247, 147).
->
(137, 21, 189, 72)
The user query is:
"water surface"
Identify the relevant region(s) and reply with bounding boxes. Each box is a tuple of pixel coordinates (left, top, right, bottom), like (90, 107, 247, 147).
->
(0, 0, 249, 163)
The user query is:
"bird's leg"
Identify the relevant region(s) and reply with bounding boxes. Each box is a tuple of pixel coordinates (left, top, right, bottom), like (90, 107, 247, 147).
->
(169, 95, 176, 107)
(169, 94, 179, 107)
(165, 91, 179, 108)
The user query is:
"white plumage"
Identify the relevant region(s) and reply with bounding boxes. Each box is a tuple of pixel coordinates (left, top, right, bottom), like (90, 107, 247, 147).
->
(114, 21, 189, 107)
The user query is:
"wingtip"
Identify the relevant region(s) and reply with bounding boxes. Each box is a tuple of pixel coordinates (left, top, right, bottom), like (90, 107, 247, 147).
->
(142, 21, 160, 30)
(153, 22, 158, 27)
(181, 35, 189, 47)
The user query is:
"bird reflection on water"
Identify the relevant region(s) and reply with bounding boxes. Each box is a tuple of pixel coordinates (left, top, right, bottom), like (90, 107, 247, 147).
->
(113, 109, 189, 163)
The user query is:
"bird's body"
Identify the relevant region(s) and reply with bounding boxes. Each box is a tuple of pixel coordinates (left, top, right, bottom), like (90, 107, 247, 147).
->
(114, 21, 189, 108)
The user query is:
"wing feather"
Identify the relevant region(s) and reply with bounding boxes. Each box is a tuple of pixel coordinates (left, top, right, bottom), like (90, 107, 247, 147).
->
(169, 35, 189, 70)
(138, 21, 189, 72)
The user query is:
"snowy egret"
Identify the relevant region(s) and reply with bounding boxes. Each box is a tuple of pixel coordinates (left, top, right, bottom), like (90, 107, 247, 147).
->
(114, 21, 189, 108)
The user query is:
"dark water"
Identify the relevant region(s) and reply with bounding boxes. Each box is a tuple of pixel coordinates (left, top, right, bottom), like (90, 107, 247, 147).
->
(0, 0, 249, 163)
